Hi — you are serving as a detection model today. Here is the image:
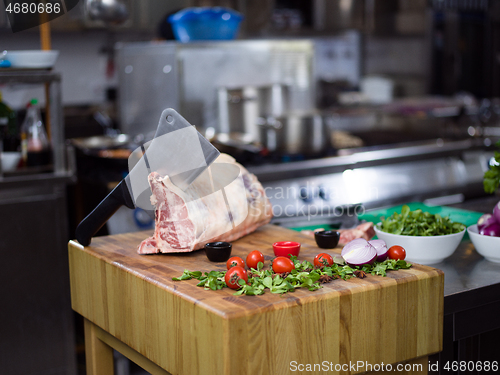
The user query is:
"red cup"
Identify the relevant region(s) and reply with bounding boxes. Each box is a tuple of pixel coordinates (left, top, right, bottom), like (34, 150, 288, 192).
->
(272, 241, 301, 258)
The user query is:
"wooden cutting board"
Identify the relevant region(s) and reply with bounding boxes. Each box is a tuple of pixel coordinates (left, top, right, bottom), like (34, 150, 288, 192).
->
(69, 224, 443, 375)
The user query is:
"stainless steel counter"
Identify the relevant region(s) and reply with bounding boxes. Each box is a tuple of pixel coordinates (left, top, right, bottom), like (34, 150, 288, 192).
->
(439, 241, 500, 300)
(429, 195, 500, 371)
(429, 239, 500, 370)
(443, 195, 500, 300)
(411, 195, 499, 299)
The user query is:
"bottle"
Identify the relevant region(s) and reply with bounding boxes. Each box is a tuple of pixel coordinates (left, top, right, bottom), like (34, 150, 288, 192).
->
(0, 91, 18, 152)
(20, 98, 52, 167)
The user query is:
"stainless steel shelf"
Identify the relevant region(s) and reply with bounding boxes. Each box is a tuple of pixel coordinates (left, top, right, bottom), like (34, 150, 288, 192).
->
(248, 138, 484, 182)
(0, 69, 60, 83)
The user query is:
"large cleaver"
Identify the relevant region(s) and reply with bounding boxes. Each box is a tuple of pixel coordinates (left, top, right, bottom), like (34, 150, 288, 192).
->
(75, 109, 220, 246)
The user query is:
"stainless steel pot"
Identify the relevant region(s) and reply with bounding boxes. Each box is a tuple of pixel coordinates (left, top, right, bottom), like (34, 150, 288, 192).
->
(256, 84, 290, 117)
(218, 84, 290, 142)
(217, 86, 258, 136)
(258, 113, 330, 155)
(85, 0, 129, 24)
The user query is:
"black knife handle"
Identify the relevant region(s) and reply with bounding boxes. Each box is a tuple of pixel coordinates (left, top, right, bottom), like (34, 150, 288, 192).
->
(75, 181, 132, 246)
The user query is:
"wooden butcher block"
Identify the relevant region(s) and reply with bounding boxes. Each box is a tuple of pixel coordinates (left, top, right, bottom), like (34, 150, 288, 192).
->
(69, 224, 443, 375)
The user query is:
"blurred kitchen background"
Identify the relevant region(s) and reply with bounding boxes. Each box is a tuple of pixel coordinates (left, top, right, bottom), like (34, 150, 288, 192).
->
(2, 0, 500, 374)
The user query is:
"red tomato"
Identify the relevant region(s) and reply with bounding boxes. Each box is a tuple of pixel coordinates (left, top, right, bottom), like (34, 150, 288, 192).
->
(246, 250, 265, 270)
(224, 266, 248, 289)
(314, 253, 334, 268)
(388, 245, 406, 260)
(226, 256, 245, 270)
(272, 256, 295, 273)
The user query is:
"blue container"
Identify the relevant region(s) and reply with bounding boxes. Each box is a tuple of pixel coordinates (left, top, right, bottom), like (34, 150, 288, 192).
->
(168, 7, 243, 43)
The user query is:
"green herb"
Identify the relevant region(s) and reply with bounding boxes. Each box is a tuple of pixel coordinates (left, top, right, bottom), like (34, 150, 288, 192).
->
(290, 255, 314, 272)
(484, 140, 500, 194)
(330, 263, 355, 279)
(173, 269, 225, 290)
(234, 278, 266, 296)
(358, 259, 412, 277)
(379, 205, 465, 236)
(171, 270, 202, 281)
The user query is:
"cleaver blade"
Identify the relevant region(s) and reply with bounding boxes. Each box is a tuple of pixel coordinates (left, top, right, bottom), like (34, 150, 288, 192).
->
(75, 109, 220, 246)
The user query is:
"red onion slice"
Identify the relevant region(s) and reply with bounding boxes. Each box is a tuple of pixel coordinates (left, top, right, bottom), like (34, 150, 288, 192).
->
(341, 238, 377, 266)
(493, 201, 500, 224)
(477, 213, 497, 231)
(480, 222, 500, 237)
(369, 239, 388, 262)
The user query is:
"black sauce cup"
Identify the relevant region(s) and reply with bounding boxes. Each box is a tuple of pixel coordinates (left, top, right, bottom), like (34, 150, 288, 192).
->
(204, 242, 232, 262)
(314, 230, 340, 249)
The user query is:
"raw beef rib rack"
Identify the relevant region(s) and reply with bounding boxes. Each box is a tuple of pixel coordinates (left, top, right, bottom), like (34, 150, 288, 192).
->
(138, 154, 273, 254)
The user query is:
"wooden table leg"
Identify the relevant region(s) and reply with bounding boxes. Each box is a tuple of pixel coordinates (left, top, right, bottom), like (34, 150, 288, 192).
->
(83, 317, 171, 375)
(84, 318, 114, 375)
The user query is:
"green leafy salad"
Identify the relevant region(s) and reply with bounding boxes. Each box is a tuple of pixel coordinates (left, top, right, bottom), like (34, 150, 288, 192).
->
(378, 205, 466, 236)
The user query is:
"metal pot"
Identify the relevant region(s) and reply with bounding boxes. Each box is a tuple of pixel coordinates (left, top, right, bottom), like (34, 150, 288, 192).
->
(256, 83, 290, 117)
(217, 84, 290, 142)
(85, 0, 129, 24)
(258, 113, 330, 155)
(217, 86, 259, 137)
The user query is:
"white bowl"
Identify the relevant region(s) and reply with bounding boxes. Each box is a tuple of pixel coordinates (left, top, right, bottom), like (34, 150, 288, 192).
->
(467, 224, 500, 263)
(5, 50, 59, 68)
(374, 224, 465, 265)
(1, 152, 22, 171)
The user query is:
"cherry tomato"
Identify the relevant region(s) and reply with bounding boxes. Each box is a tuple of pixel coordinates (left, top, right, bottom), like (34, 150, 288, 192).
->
(314, 253, 334, 268)
(224, 266, 248, 289)
(388, 245, 406, 260)
(246, 250, 265, 270)
(272, 256, 295, 273)
(226, 256, 245, 270)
